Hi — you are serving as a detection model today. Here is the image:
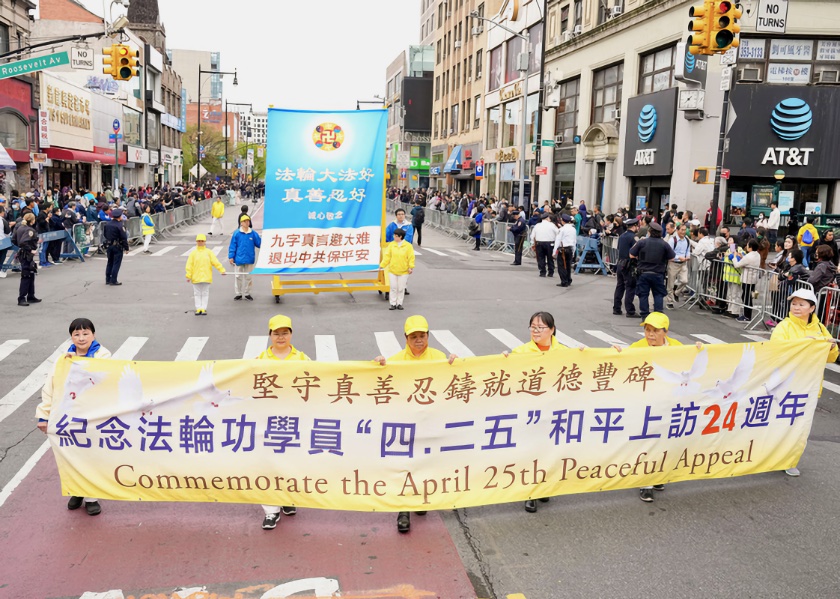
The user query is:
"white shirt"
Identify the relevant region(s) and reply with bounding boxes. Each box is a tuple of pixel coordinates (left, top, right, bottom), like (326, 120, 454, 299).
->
(693, 235, 715, 259)
(530, 220, 558, 243)
(553, 223, 577, 251)
(670, 235, 691, 260)
(768, 208, 781, 230)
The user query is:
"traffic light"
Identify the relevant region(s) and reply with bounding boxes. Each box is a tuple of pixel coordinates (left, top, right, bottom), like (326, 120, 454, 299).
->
(687, 1, 712, 56)
(712, 1, 742, 53)
(115, 44, 140, 81)
(102, 44, 119, 77)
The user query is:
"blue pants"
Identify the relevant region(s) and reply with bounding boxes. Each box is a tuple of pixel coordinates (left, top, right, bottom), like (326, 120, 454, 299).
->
(800, 245, 811, 268)
(636, 272, 667, 316)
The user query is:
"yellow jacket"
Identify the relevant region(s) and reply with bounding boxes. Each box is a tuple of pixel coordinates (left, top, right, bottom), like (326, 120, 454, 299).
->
(629, 337, 683, 349)
(771, 314, 840, 363)
(389, 346, 447, 361)
(511, 337, 566, 353)
(257, 346, 311, 361)
(37, 346, 112, 420)
(380, 241, 415, 276)
(211, 200, 225, 218)
(186, 247, 226, 283)
(797, 223, 819, 247)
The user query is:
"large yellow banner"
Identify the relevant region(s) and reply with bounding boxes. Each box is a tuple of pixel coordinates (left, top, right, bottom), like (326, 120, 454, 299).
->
(47, 339, 828, 511)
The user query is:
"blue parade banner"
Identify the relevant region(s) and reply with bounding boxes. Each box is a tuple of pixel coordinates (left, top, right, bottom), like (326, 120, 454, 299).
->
(254, 109, 387, 275)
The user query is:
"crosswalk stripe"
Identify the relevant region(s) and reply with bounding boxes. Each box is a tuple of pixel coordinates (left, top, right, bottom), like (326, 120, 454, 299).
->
(431, 330, 475, 357)
(128, 246, 147, 256)
(0, 339, 28, 362)
(449, 249, 468, 257)
(0, 440, 49, 509)
(243, 336, 269, 359)
(554, 331, 588, 349)
(413, 250, 423, 256)
(423, 248, 447, 256)
(742, 334, 770, 343)
(487, 329, 525, 350)
(585, 330, 627, 346)
(111, 337, 148, 360)
(212, 245, 223, 256)
(0, 340, 69, 425)
(822, 380, 840, 394)
(375, 331, 403, 358)
(151, 246, 175, 257)
(314, 335, 339, 362)
(692, 334, 727, 344)
(175, 337, 209, 361)
(181, 247, 194, 257)
(825, 363, 840, 374)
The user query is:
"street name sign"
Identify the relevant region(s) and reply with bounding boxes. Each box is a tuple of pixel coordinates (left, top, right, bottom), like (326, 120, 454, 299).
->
(0, 52, 70, 80)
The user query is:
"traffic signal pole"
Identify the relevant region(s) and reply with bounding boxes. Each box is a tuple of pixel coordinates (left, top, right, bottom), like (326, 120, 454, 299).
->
(711, 85, 731, 234)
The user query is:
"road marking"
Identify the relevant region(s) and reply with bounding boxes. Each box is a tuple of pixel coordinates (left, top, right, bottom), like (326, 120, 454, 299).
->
(0, 440, 49, 509)
(554, 330, 588, 349)
(585, 330, 627, 346)
(181, 247, 195, 257)
(825, 363, 840, 374)
(692, 334, 727, 344)
(413, 250, 422, 256)
(315, 335, 339, 361)
(128, 246, 148, 256)
(487, 329, 524, 350)
(449, 249, 468, 257)
(243, 336, 269, 359)
(742, 334, 770, 343)
(822, 380, 840, 394)
(375, 331, 403, 358)
(423, 248, 447, 256)
(211, 245, 223, 256)
(0, 339, 28, 362)
(0, 341, 69, 424)
(175, 337, 209, 361)
(111, 337, 148, 360)
(151, 246, 175, 257)
(431, 330, 475, 357)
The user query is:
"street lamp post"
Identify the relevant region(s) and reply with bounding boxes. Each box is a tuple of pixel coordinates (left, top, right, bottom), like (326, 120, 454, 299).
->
(225, 101, 253, 180)
(471, 11, 530, 208)
(197, 65, 237, 181)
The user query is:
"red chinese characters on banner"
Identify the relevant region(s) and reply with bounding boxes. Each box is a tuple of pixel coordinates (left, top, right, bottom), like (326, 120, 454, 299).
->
(266, 231, 373, 267)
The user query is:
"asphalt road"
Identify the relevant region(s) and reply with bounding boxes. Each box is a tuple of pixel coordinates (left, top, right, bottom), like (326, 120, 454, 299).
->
(0, 203, 838, 599)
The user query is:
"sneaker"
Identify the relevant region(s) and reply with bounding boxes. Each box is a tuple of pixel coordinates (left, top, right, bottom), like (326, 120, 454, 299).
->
(67, 496, 84, 510)
(195, 310, 201, 315)
(524, 500, 537, 513)
(234, 295, 242, 300)
(396, 512, 410, 533)
(389, 305, 396, 310)
(639, 488, 654, 502)
(404, 289, 410, 295)
(785, 467, 800, 477)
(244, 295, 253, 301)
(625, 313, 637, 318)
(281, 506, 297, 516)
(666, 303, 675, 309)
(397, 305, 404, 310)
(85, 501, 102, 516)
(17, 300, 29, 307)
(40, 262, 53, 268)
(27, 297, 42, 303)
(200, 310, 208, 316)
(262, 512, 280, 529)
(736, 315, 749, 322)
(652, 484, 665, 491)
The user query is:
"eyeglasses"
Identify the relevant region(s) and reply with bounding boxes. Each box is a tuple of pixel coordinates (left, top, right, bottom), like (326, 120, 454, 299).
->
(529, 326, 550, 332)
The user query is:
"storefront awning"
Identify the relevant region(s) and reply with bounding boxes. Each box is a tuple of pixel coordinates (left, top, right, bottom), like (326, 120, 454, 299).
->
(45, 147, 127, 166)
(443, 145, 462, 173)
(0, 143, 16, 171)
(453, 170, 475, 180)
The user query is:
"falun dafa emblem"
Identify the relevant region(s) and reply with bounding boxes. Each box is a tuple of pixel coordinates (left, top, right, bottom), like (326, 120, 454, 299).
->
(312, 123, 345, 151)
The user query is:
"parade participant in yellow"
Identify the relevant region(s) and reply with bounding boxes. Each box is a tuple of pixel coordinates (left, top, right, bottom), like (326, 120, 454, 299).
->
(185, 234, 226, 315)
(770, 289, 839, 477)
(209, 195, 225, 236)
(374, 315, 457, 532)
(256, 314, 311, 529)
(379, 228, 415, 311)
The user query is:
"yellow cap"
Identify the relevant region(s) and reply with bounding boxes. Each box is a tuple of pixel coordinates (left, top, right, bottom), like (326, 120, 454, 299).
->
(641, 312, 670, 330)
(268, 314, 293, 332)
(404, 315, 429, 335)
(195, 234, 207, 241)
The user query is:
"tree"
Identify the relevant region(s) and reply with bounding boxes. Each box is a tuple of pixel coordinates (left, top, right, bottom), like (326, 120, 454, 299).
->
(182, 125, 226, 180)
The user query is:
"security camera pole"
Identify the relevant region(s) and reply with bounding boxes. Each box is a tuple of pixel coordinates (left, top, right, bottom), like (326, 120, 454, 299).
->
(471, 10, 530, 210)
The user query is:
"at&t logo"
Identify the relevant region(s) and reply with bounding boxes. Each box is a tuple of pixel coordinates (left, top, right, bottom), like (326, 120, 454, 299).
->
(762, 98, 814, 167)
(634, 104, 657, 166)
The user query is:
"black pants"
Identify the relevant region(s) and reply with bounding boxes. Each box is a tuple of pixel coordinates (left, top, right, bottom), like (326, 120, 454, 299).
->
(741, 283, 755, 319)
(48, 239, 62, 262)
(413, 224, 422, 246)
(105, 245, 123, 283)
(557, 247, 573, 286)
(474, 235, 480, 250)
(613, 261, 637, 314)
(535, 241, 554, 276)
(513, 234, 526, 264)
(18, 257, 36, 301)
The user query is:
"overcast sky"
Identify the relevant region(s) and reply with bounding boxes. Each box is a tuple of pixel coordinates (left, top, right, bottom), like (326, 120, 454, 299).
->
(74, 0, 419, 111)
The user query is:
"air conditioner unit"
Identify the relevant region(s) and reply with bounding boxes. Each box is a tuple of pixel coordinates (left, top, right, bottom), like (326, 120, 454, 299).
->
(611, 6, 623, 17)
(554, 134, 564, 144)
(450, 128, 455, 134)
(454, 40, 462, 49)
(471, 26, 481, 35)
(573, 25, 582, 35)
(817, 69, 839, 84)
(468, 76, 472, 82)
(737, 67, 762, 82)
(611, 108, 621, 120)
(562, 31, 573, 42)
(447, 11, 452, 17)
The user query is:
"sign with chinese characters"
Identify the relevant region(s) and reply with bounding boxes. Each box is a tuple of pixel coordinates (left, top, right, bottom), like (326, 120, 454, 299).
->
(257, 108, 387, 275)
(769, 39, 813, 61)
(39, 72, 93, 151)
(45, 340, 827, 510)
(767, 63, 812, 84)
(38, 109, 50, 149)
(817, 40, 840, 62)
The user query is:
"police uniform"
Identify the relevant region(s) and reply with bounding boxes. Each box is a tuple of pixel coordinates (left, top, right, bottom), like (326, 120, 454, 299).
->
(613, 218, 639, 317)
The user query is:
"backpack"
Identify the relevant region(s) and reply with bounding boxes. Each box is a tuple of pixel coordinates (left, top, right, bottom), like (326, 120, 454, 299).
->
(802, 229, 814, 245)
(413, 207, 425, 224)
(468, 219, 480, 236)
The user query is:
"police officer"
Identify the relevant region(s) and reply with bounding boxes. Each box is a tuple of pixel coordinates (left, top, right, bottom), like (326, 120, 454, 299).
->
(613, 217, 640, 317)
(509, 210, 527, 266)
(13, 213, 40, 306)
(553, 214, 577, 287)
(103, 209, 129, 286)
(530, 213, 558, 277)
(629, 222, 675, 318)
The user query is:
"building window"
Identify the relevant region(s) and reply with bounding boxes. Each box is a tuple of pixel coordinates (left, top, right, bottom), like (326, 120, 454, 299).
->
(502, 98, 521, 147)
(467, 55, 473, 81)
(476, 49, 484, 79)
(0, 112, 28, 150)
(435, 75, 440, 99)
(474, 95, 481, 128)
(442, 108, 448, 137)
(455, 63, 460, 89)
(464, 58, 468, 86)
(574, 0, 582, 26)
(434, 112, 439, 138)
(554, 77, 580, 146)
(488, 46, 503, 90)
(561, 5, 569, 33)
(487, 106, 500, 148)
(436, 40, 441, 64)
(529, 22, 543, 74)
(451, 103, 459, 134)
(505, 36, 525, 83)
(526, 93, 539, 144)
(592, 62, 623, 123)
(638, 45, 676, 94)
(737, 38, 840, 85)
(487, 162, 497, 196)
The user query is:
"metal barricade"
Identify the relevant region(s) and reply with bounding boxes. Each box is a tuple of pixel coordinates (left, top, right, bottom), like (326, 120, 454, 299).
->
(763, 274, 814, 327)
(816, 285, 840, 340)
(601, 235, 619, 274)
(124, 217, 142, 242)
(575, 236, 609, 275)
